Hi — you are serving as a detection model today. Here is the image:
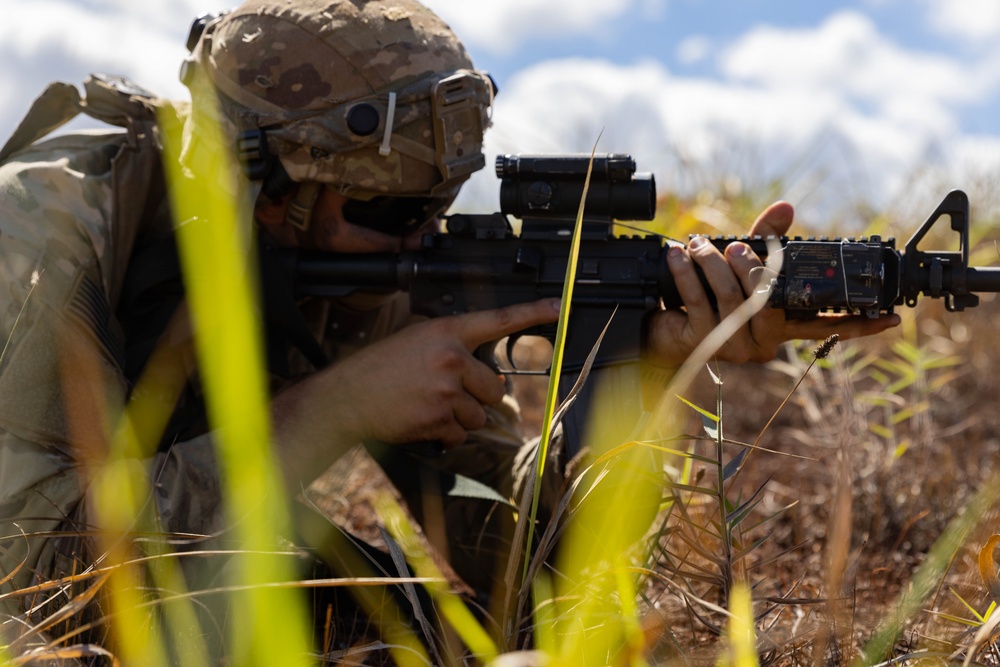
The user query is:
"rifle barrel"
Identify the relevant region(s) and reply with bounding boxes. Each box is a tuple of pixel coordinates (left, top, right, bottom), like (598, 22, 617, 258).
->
(966, 267, 1000, 293)
(916, 265, 1000, 295)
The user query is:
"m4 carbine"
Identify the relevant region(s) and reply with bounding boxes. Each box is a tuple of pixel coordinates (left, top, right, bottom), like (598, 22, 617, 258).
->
(273, 153, 1000, 375)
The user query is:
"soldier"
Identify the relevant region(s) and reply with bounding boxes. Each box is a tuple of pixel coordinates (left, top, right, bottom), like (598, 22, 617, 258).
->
(0, 0, 900, 661)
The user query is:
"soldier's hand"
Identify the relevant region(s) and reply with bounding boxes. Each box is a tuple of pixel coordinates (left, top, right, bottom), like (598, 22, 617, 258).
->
(644, 201, 900, 368)
(271, 299, 560, 487)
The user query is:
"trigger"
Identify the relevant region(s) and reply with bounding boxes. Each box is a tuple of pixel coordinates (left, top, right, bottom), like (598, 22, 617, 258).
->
(505, 336, 520, 372)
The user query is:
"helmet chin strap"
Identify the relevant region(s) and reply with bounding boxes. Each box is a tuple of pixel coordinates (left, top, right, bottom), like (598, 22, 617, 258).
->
(285, 181, 322, 232)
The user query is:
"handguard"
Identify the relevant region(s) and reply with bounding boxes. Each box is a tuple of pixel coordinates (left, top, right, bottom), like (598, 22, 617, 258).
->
(687, 189, 998, 319)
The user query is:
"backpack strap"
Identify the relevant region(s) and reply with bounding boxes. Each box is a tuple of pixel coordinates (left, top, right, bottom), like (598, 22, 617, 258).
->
(0, 82, 83, 162)
(0, 74, 162, 163)
(79, 73, 160, 128)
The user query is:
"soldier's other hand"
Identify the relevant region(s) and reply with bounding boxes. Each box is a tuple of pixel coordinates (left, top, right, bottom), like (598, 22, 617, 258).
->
(644, 201, 900, 369)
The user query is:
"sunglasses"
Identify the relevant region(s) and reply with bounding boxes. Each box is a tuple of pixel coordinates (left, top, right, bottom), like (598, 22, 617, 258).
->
(342, 195, 452, 237)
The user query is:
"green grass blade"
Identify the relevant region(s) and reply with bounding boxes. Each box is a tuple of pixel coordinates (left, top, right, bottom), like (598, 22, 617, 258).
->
(523, 141, 602, 584)
(853, 468, 1000, 666)
(947, 588, 987, 625)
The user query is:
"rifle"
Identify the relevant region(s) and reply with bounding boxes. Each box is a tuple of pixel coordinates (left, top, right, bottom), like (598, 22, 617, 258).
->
(271, 153, 1000, 376)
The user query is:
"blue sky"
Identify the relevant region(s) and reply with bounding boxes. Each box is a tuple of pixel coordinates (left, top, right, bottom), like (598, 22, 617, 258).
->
(3, 0, 999, 224)
(457, 0, 1000, 135)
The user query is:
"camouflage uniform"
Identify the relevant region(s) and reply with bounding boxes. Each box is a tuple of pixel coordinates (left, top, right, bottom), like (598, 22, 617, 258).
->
(0, 0, 555, 657)
(0, 73, 219, 652)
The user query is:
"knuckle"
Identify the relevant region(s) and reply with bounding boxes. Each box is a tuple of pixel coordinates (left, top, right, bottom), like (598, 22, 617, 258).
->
(426, 404, 454, 427)
(419, 411, 462, 446)
(716, 282, 744, 303)
(682, 291, 710, 310)
(492, 305, 516, 329)
(439, 385, 462, 403)
(441, 425, 469, 449)
(720, 338, 751, 364)
(436, 345, 467, 371)
(442, 436, 466, 449)
(427, 315, 457, 334)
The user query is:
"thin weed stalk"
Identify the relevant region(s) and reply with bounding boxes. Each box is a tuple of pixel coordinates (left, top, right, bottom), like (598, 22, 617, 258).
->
(0, 270, 41, 369)
(731, 334, 839, 487)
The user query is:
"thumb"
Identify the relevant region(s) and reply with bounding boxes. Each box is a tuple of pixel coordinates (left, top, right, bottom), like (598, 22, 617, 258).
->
(748, 201, 795, 238)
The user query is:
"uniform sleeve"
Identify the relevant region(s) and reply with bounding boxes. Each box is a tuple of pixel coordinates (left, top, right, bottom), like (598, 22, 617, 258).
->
(0, 134, 123, 627)
(0, 132, 126, 453)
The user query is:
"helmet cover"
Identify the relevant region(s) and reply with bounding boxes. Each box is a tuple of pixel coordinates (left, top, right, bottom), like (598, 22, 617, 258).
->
(189, 0, 493, 200)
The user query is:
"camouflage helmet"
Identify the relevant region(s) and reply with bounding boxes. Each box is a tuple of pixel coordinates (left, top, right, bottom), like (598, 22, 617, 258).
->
(183, 0, 493, 208)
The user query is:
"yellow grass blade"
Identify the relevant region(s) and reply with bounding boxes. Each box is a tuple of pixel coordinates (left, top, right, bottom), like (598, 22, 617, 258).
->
(157, 103, 313, 665)
(0, 270, 41, 368)
(717, 583, 758, 667)
(376, 492, 498, 663)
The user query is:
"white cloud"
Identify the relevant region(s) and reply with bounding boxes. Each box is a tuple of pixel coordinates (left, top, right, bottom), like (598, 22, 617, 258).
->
(422, 0, 641, 55)
(455, 57, 849, 214)
(0, 0, 200, 80)
(952, 134, 1000, 179)
(452, 52, 995, 221)
(921, 0, 1000, 44)
(0, 0, 194, 137)
(640, 0, 669, 21)
(720, 11, 984, 109)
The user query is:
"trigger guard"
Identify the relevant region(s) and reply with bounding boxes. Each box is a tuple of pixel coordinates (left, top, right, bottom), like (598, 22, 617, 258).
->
(474, 341, 503, 373)
(475, 336, 550, 376)
(505, 335, 520, 372)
